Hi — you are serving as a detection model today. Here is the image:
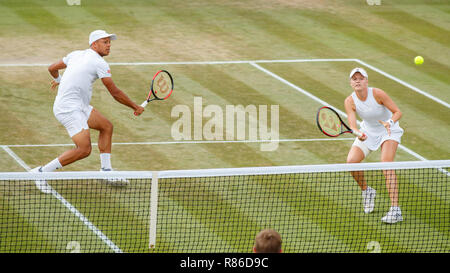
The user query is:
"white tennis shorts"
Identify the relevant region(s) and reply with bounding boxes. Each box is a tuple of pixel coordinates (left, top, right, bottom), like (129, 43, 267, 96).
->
(352, 137, 372, 158)
(54, 105, 93, 138)
(352, 133, 402, 158)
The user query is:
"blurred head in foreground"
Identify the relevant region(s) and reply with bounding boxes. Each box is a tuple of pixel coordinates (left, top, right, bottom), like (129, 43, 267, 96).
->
(253, 229, 282, 253)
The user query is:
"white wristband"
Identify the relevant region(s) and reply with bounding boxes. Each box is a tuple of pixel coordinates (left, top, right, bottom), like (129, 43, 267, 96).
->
(53, 75, 61, 83)
(387, 119, 394, 127)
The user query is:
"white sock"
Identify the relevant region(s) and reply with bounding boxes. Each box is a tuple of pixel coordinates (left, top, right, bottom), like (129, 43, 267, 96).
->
(391, 206, 401, 212)
(41, 158, 62, 172)
(100, 153, 112, 170)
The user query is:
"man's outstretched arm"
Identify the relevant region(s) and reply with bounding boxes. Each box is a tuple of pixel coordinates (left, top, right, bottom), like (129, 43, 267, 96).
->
(101, 77, 144, 115)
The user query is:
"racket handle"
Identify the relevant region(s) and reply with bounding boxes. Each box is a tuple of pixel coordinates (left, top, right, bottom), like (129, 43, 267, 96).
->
(353, 130, 366, 138)
(134, 100, 149, 116)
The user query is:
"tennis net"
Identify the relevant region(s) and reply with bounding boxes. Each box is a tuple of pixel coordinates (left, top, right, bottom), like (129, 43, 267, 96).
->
(1, 160, 449, 253)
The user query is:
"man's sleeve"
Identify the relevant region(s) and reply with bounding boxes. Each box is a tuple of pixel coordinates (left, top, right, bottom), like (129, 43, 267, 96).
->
(97, 60, 112, 79)
(62, 50, 79, 65)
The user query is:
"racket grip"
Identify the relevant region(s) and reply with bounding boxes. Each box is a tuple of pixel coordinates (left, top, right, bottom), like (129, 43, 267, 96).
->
(134, 101, 148, 116)
(353, 130, 365, 138)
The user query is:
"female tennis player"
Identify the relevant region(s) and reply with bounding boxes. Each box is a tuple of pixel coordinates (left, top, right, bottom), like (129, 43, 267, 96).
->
(344, 67, 404, 224)
(31, 30, 145, 193)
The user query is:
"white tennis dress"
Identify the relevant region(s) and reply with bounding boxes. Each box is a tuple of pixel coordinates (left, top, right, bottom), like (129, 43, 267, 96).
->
(352, 87, 403, 152)
(53, 49, 111, 137)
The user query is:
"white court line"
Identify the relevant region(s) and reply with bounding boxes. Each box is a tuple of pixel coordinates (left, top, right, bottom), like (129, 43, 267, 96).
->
(249, 62, 429, 161)
(1, 145, 123, 253)
(0, 58, 356, 67)
(110, 59, 357, 66)
(3, 138, 354, 148)
(1, 145, 31, 171)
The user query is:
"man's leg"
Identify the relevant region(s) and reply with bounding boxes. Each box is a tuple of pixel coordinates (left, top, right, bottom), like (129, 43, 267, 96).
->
(32, 128, 91, 194)
(40, 109, 93, 170)
(87, 108, 113, 154)
(58, 129, 92, 166)
(87, 108, 114, 170)
(86, 108, 128, 185)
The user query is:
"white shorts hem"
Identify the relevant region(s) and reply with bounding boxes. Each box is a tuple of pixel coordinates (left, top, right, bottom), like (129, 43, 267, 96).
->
(54, 105, 93, 138)
(352, 138, 372, 158)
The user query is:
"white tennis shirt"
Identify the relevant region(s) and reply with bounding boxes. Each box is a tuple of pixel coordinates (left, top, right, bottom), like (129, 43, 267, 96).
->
(53, 48, 111, 115)
(352, 87, 403, 150)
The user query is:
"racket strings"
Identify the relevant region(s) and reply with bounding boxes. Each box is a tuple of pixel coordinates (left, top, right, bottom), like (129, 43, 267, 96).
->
(153, 72, 173, 99)
(318, 109, 342, 136)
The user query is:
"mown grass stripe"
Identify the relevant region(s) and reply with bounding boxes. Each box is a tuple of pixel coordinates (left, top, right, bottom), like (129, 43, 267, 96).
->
(299, 11, 450, 86)
(234, 9, 345, 59)
(1, 0, 70, 33)
(81, 2, 140, 27)
(372, 9, 450, 48)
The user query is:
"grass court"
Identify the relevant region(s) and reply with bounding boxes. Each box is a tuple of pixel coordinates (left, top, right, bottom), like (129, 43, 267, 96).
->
(0, 0, 448, 253)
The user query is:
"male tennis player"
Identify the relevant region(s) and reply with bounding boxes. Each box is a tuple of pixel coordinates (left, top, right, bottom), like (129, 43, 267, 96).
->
(31, 30, 145, 193)
(253, 229, 282, 253)
(344, 67, 404, 224)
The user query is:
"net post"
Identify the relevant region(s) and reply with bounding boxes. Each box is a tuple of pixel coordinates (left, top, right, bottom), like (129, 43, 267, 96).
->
(149, 171, 159, 249)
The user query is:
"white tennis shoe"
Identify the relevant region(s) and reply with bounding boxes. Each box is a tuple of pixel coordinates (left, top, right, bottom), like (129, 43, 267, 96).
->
(30, 166, 52, 194)
(381, 207, 403, 224)
(100, 168, 130, 186)
(362, 186, 376, 214)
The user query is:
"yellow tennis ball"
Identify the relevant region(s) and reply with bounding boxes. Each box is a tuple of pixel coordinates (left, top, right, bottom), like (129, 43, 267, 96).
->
(414, 56, 424, 65)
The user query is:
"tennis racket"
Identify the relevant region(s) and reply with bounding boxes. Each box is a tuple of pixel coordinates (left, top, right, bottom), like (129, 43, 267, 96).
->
(134, 70, 174, 116)
(316, 106, 365, 138)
